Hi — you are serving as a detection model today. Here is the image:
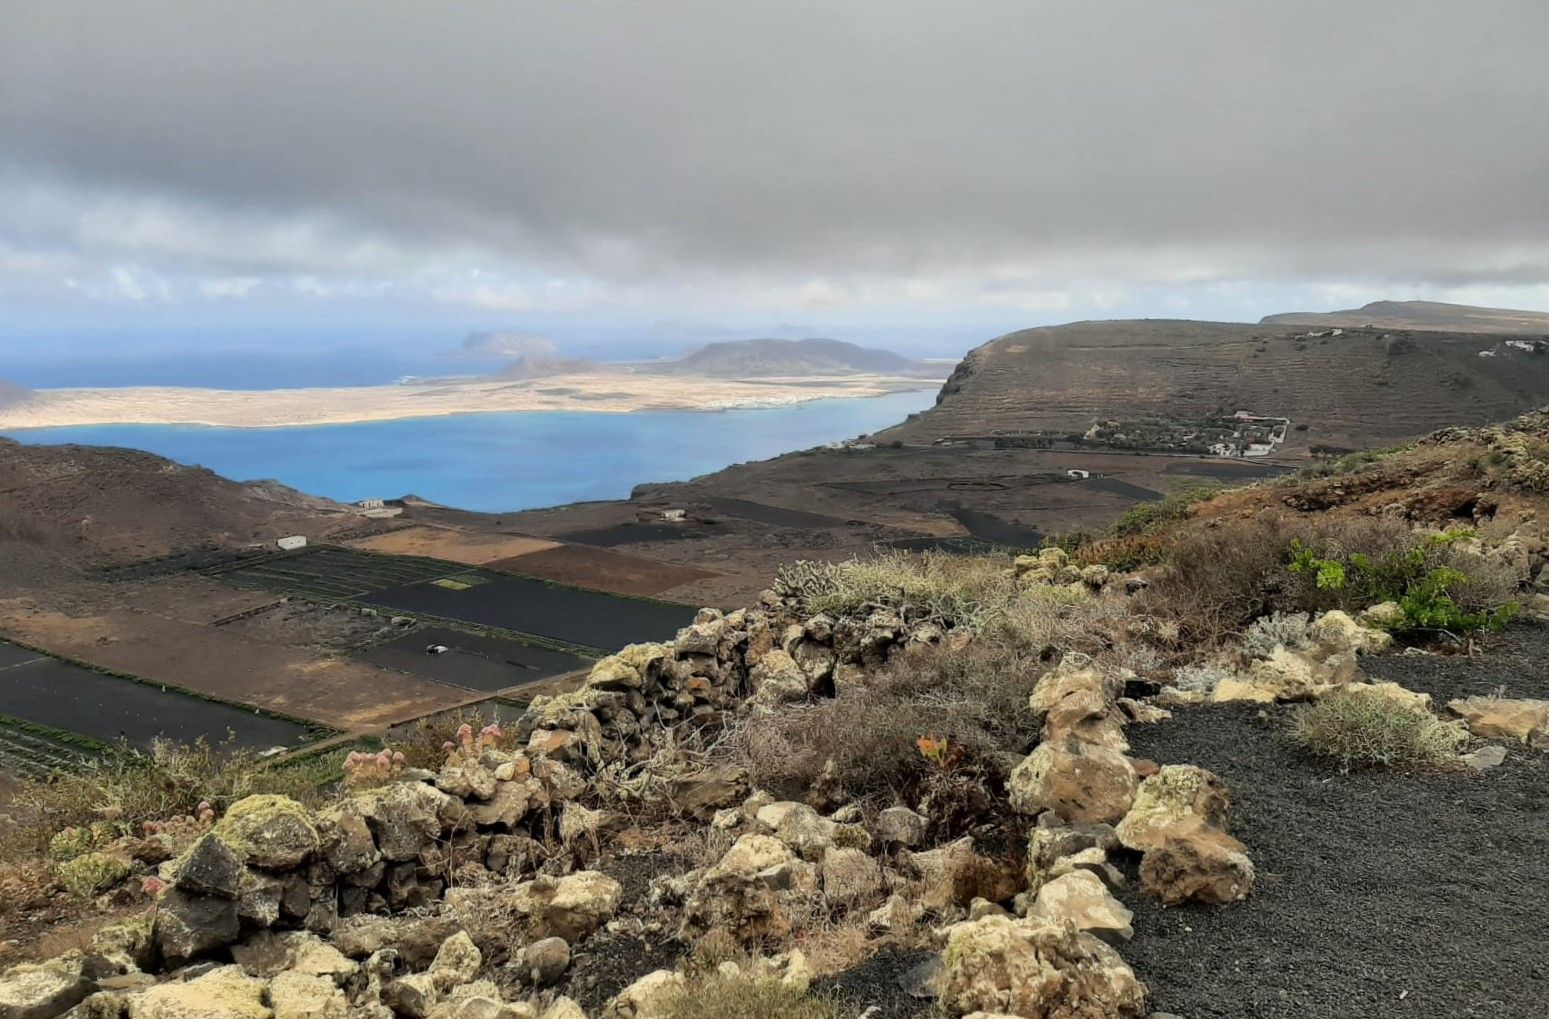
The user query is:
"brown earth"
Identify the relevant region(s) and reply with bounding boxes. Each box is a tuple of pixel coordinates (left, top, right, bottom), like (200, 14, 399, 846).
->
(0, 599, 473, 730)
(344, 524, 558, 563)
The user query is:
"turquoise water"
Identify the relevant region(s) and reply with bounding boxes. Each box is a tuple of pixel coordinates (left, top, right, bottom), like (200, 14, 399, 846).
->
(2, 389, 937, 512)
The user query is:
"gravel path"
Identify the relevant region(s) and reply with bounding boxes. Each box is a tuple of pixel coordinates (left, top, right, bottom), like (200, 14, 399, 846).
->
(1123, 624, 1549, 1018)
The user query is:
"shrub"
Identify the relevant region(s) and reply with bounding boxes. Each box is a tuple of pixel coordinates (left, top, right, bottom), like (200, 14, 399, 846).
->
(1289, 688, 1467, 770)
(1286, 529, 1520, 635)
(1108, 484, 1222, 538)
(1241, 612, 1312, 659)
(774, 552, 1017, 631)
(1171, 662, 1234, 695)
(1138, 513, 1524, 646)
(664, 973, 841, 1019)
(743, 642, 1041, 811)
(56, 851, 131, 898)
(4, 737, 344, 862)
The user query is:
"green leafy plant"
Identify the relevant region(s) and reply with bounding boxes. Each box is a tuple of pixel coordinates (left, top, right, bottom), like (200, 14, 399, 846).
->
(1287, 529, 1518, 636)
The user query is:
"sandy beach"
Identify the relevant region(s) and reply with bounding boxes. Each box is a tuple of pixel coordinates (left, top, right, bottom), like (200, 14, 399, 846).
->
(0, 372, 940, 429)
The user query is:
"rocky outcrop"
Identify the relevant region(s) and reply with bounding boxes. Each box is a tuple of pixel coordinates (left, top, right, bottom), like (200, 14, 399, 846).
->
(938, 914, 1147, 1018)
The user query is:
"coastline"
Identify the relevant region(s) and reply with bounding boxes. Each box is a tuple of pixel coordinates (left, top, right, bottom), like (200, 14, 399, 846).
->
(0, 372, 942, 430)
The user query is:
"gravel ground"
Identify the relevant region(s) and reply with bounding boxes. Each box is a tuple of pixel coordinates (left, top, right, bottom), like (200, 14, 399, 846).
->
(1123, 624, 1549, 1019)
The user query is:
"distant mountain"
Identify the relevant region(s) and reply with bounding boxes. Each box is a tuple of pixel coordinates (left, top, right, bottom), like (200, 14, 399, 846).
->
(0, 378, 33, 408)
(495, 354, 607, 379)
(461, 331, 558, 357)
(1262, 300, 1549, 334)
(665, 338, 936, 377)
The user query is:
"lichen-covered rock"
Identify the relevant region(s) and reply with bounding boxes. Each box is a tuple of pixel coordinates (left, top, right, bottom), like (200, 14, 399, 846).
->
(127, 965, 270, 1019)
(436, 762, 497, 802)
(1307, 610, 1393, 656)
(1030, 660, 1128, 751)
(1356, 681, 1433, 713)
(502, 871, 622, 942)
(1008, 741, 1139, 824)
(747, 649, 808, 708)
(682, 834, 817, 942)
(172, 833, 245, 899)
(0, 952, 92, 1019)
(1024, 820, 1120, 895)
(154, 889, 241, 965)
(754, 801, 836, 860)
(313, 806, 380, 879)
(1028, 871, 1133, 942)
(348, 782, 457, 862)
(874, 806, 927, 848)
(1138, 824, 1255, 905)
(938, 914, 1147, 1018)
(269, 970, 348, 1019)
(604, 969, 684, 1019)
(587, 643, 672, 691)
(428, 931, 482, 992)
(213, 795, 319, 870)
(1115, 765, 1231, 853)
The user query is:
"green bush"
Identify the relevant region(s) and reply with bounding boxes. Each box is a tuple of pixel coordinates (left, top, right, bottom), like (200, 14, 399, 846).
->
(1287, 529, 1519, 635)
(1290, 688, 1467, 770)
(1108, 484, 1223, 538)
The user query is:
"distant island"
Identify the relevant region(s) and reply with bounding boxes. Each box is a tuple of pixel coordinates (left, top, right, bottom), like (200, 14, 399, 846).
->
(0, 337, 943, 430)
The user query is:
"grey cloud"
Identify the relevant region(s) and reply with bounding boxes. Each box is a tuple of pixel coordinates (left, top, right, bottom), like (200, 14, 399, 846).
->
(2, 1, 1548, 294)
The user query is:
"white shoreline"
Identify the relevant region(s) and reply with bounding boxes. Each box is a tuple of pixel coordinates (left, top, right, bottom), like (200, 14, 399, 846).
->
(0, 373, 942, 430)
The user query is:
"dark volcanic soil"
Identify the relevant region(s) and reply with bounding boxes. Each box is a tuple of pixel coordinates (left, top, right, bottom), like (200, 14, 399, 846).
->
(1123, 625, 1549, 1019)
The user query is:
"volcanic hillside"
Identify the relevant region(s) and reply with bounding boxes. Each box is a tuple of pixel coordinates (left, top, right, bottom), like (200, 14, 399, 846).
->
(1263, 299, 1549, 334)
(884, 319, 1549, 451)
(0, 438, 351, 567)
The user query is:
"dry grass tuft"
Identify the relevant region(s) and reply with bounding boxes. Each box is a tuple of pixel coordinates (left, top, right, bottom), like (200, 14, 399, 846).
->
(663, 971, 843, 1019)
(1289, 688, 1467, 771)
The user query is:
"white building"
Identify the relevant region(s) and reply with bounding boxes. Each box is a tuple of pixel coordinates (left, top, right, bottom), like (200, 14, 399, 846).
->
(277, 535, 308, 551)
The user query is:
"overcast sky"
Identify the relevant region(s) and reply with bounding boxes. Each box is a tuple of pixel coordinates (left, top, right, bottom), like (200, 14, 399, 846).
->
(3, 1, 1548, 348)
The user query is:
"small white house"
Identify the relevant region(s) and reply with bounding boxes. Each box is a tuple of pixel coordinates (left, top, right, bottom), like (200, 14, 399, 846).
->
(661, 509, 687, 522)
(357, 498, 386, 509)
(277, 535, 308, 551)
(1066, 469, 1091, 480)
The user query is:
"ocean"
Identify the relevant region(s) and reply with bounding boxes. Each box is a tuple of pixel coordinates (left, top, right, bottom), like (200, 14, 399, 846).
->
(1, 389, 938, 512)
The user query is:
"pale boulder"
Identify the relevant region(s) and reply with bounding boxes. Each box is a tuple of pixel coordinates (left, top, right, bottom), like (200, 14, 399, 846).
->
(604, 970, 684, 1019)
(1008, 741, 1139, 824)
(1029, 870, 1134, 942)
(1115, 765, 1231, 854)
(1138, 824, 1255, 905)
(128, 966, 271, 1019)
(1448, 696, 1549, 747)
(938, 914, 1147, 1018)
